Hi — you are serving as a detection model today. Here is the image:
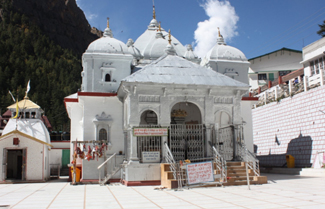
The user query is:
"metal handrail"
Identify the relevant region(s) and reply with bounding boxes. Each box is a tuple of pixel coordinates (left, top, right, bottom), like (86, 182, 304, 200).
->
(98, 153, 117, 185)
(164, 142, 176, 176)
(237, 142, 260, 176)
(164, 142, 183, 190)
(98, 153, 116, 170)
(212, 146, 227, 183)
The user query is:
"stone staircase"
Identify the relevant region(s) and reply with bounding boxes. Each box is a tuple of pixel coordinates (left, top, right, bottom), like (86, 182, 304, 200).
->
(224, 162, 267, 186)
(161, 163, 179, 189)
(161, 162, 267, 189)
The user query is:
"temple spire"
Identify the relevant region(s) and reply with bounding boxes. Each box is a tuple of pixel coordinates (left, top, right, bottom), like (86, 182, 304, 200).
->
(165, 29, 176, 55)
(168, 29, 171, 44)
(103, 17, 113, 38)
(153, 0, 156, 19)
(217, 27, 225, 45)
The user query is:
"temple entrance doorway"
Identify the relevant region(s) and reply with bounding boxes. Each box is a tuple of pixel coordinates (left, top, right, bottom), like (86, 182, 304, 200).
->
(215, 111, 233, 161)
(169, 102, 205, 161)
(3, 149, 26, 180)
(137, 110, 161, 162)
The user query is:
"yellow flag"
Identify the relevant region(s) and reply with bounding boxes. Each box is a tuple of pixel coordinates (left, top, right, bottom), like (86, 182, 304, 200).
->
(13, 101, 19, 119)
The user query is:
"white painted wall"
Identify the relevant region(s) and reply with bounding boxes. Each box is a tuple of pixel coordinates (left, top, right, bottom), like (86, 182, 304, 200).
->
(81, 54, 133, 93)
(211, 61, 250, 85)
(49, 149, 62, 166)
(302, 37, 325, 62)
(67, 95, 124, 180)
(302, 37, 325, 77)
(249, 50, 302, 89)
(79, 96, 124, 154)
(241, 100, 255, 153)
(0, 134, 49, 181)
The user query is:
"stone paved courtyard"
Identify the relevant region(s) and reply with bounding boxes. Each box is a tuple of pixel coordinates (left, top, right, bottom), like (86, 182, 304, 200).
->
(0, 173, 325, 209)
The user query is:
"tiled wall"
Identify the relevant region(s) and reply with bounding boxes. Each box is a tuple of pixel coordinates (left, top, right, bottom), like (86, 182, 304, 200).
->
(252, 85, 325, 167)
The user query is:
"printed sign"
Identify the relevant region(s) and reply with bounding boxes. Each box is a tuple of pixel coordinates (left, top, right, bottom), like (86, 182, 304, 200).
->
(133, 128, 168, 136)
(142, 151, 160, 163)
(186, 161, 214, 185)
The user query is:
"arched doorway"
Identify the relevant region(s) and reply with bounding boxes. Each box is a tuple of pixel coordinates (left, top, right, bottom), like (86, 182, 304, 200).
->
(215, 111, 233, 161)
(169, 102, 205, 161)
(215, 111, 231, 128)
(137, 110, 161, 162)
(170, 102, 201, 124)
(140, 110, 158, 125)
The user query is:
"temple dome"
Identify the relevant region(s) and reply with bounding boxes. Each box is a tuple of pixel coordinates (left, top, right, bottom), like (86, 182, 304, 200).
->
(86, 27, 129, 54)
(134, 20, 186, 59)
(202, 35, 247, 65)
(142, 30, 169, 59)
(184, 44, 200, 64)
(127, 39, 142, 58)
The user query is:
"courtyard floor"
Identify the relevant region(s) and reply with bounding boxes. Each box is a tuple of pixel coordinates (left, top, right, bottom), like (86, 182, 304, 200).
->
(0, 173, 324, 208)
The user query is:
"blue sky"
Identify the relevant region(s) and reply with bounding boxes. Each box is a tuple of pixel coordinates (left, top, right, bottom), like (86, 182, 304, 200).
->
(76, 0, 325, 59)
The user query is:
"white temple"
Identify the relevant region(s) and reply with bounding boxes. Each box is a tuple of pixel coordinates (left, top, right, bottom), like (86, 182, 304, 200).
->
(64, 8, 257, 186)
(0, 96, 52, 182)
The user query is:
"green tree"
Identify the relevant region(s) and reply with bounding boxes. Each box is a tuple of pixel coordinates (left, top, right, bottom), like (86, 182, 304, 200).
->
(0, 5, 82, 131)
(317, 20, 325, 37)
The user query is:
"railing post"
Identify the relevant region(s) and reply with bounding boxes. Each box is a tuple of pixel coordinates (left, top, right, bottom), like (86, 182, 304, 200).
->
(298, 75, 302, 83)
(268, 80, 272, 89)
(245, 157, 251, 190)
(278, 76, 282, 85)
(275, 86, 278, 101)
(320, 68, 324, 86)
(304, 76, 308, 92)
(289, 80, 293, 96)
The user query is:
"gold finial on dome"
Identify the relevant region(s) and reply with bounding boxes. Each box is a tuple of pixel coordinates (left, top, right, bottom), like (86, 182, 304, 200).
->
(153, 0, 156, 19)
(218, 27, 221, 37)
(107, 17, 109, 28)
(168, 29, 171, 44)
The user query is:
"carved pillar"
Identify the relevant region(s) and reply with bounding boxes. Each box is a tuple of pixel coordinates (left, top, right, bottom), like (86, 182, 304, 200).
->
(232, 90, 243, 161)
(129, 126, 139, 162)
(205, 124, 213, 157)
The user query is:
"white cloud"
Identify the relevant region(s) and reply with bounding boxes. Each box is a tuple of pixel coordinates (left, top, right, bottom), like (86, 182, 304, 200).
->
(194, 0, 239, 58)
(74, 0, 97, 23)
(88, 13, 98, 20)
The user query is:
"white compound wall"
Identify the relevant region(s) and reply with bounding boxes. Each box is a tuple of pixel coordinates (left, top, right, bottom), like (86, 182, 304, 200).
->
(252, 85, 325, 168)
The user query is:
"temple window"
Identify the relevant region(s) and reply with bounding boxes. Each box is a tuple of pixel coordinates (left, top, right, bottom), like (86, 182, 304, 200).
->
(105, 74, 111, 82)
(99, 128, 108, 141)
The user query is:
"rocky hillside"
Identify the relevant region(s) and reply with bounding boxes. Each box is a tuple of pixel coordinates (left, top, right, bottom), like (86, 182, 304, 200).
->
(4, 0, 100, 56)
(0, 0, 101, 131)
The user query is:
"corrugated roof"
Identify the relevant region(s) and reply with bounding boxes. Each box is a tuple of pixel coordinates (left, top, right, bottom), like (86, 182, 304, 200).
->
(123, 54, 249, 88)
